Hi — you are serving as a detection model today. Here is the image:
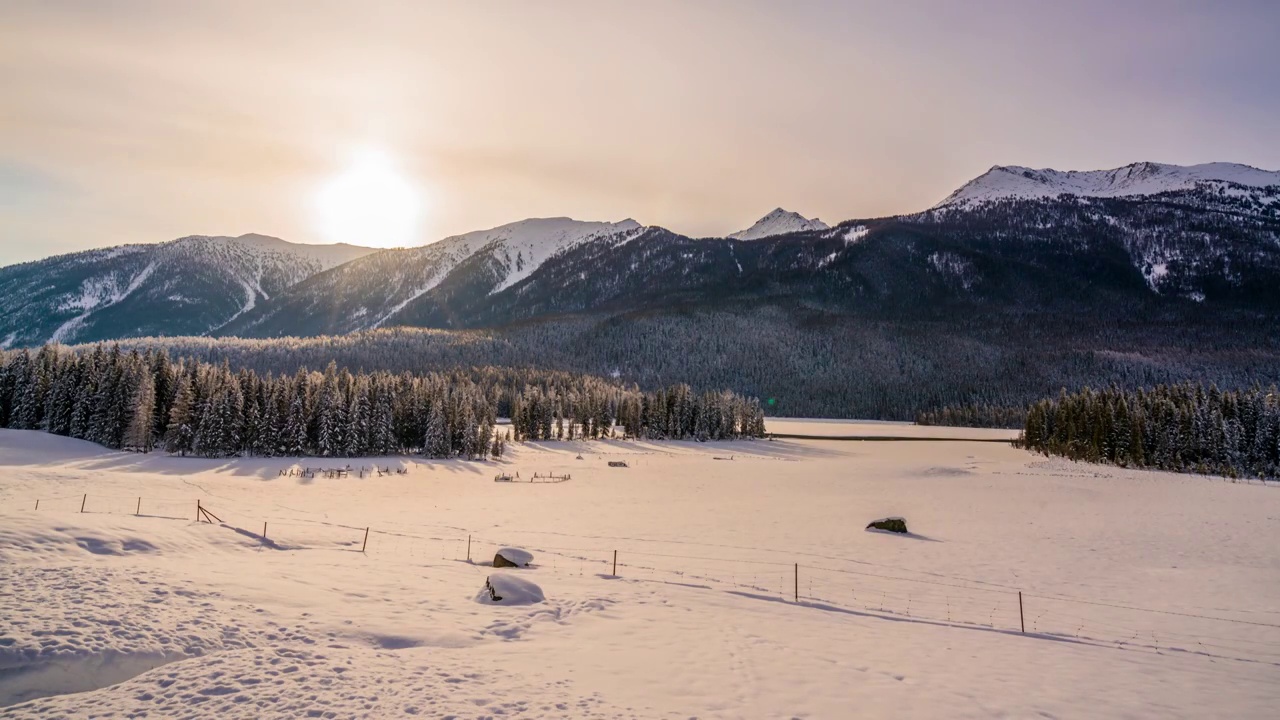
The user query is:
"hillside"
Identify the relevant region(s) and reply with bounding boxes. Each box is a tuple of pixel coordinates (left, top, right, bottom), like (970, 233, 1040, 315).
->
(0, 235, 376, 347)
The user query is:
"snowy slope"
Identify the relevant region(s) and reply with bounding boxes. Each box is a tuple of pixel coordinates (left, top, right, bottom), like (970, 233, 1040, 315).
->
(219, 217, 646, 336)
(1, 428, 1277, 717)
(0, 235, 378, 346)
(476, 217, 643, 294)
(938, 161, 1280, 207)
(728, 208, 829, 240)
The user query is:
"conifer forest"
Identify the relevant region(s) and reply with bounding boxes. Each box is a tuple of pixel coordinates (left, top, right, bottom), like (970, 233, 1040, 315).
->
(1020, 383, 1280, 480)
(0, 344, 766, 459)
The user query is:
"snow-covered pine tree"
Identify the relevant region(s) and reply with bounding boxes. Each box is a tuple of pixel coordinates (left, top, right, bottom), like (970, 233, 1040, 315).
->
(164, 375, 198, 456)
(124, 369, 156, 452)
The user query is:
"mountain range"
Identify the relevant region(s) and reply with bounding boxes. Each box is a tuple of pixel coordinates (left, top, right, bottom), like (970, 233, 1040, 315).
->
(3, 159, 1279, 419)
(5, 160, 1276, 348)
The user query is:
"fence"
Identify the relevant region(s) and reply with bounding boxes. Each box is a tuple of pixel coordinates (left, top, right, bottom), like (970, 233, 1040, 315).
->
(9, 491, 1280, 667)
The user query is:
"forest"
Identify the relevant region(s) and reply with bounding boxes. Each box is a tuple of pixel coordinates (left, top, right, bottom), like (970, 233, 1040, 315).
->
(1020, 383, 1280, 480)
(0, 344, 766, 459)
(85, 307, 1280, 423)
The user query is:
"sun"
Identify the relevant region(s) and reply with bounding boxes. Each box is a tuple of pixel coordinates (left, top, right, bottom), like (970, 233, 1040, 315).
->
(314, 148, 424, 248)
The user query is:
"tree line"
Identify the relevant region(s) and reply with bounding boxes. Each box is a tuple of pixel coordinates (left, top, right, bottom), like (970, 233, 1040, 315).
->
(90, 302, 1280, 424)
(0, 344, 765, 459)
(1021, 383, 1280, 480)
(916, 403, 1026, 429)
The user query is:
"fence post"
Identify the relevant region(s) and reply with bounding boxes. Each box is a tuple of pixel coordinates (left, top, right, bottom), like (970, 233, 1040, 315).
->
(1019, 591, 1025, 633)
(467, 535, 471, 562)
(80, 494, 87, 513)
(196, 499, 201, 522)
(613, 550, 617, 576)
(795, 563, 799, 602)
(362, 527, 369, 553)
(263, 522, 268, 539)
(136, 497, 141, 516)
(35, 499, 40, 511)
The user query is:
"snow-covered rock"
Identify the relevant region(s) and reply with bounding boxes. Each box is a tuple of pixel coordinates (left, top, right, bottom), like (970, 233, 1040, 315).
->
(493, 547, 534, 568)
(728, 209, 829, 240)
(475, 573, 545, 605)
(937, 161, 1280, 208)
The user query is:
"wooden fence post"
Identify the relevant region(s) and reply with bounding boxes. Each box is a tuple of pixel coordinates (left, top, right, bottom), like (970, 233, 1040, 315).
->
(613, 550, 617, 576)
(136, 497, 141, 516)
(80, 494, 87, 513)
(196, 499, 201, 522)
(795, 563, 799, 602)
(263, 522, 268, 539)
(35, 499, 40, 511)
(1019, 591, 1025, 633)
(467, 535, 471, 562)
(362, 527, 369, 553)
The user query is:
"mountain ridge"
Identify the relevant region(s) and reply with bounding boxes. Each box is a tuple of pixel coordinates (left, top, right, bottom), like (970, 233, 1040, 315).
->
(0, 234, 378, 348)
(4, 160, 1279, 348)
(728, 208, 830, 240)
(937, 161, 1280, 207)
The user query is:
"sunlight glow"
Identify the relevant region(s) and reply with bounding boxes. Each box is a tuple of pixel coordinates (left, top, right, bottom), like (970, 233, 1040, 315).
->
(314, 147, 424, 247)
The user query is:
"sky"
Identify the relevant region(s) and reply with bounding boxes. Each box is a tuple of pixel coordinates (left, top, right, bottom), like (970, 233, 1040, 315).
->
(1, 0, 1278, 265)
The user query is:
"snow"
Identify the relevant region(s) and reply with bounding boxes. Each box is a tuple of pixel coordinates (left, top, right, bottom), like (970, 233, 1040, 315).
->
(728, 208, 830, 240)
(1, 426, 1277, 718)
(50, 261, 157, 344)
(211, 278, 263, 331)
(216, 234, 375, 271)
(843, 225, 869, 244)
(367, 218, 642, 327)
(938, 161, 1280, 207)
(482, 217, 642, 294)
(1142, 260, 1172, 291)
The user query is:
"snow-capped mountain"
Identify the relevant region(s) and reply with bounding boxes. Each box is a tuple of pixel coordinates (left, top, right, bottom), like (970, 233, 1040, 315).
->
(443, 217, 643, 295)
(219, 217, 645, 337)
(5, 162, 1280, 352)
(938, 161, 1280, 207)
(0, 235, 376, 347)
(728, 209, 829, 240)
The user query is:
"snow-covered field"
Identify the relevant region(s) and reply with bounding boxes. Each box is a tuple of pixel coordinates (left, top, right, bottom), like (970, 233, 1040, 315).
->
(2, 425, 1277, 718)
(765, 417, 1019, 440)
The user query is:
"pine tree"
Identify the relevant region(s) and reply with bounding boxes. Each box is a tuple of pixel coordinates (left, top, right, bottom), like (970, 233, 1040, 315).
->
(123, 368, 156, 452)
(165, 375, 197, 456)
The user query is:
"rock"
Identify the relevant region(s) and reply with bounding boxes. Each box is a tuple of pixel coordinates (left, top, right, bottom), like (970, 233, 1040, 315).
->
(866, 517, 908, 534)
(493, 547, 534, 568)
(475, 573, 544, 605)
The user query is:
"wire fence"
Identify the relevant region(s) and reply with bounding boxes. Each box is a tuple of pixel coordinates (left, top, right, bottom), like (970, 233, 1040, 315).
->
(8, 491, 1280, 667)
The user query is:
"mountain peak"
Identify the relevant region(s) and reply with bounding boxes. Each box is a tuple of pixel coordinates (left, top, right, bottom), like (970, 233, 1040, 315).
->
(728, 209, 829, 240)
(938, 161, 1280, 207)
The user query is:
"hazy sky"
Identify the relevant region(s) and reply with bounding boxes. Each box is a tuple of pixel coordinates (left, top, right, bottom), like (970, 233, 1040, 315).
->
(2, 0, 1278, 264)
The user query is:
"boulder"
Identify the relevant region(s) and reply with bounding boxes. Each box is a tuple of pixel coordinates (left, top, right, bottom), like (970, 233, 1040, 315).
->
(475, 573, 545, 605)
(493, 547, 534, 568)
(866, 517, 908, 534)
